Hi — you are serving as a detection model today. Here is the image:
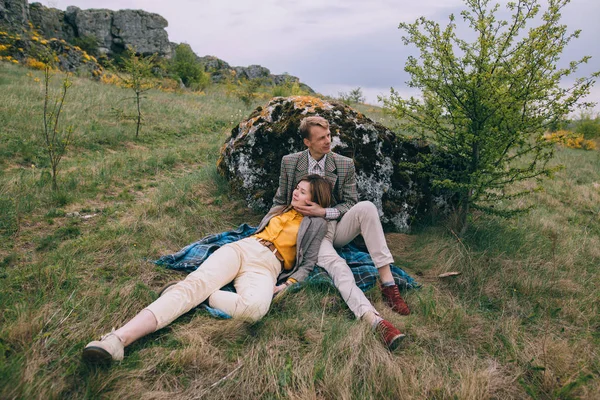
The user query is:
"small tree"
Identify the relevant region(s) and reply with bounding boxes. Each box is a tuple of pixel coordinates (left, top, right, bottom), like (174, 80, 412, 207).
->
(41, 63, 74, 191)
(236, 78, 263, 106)
(383, 0, 598, 234)
(171, 43, 210, 91)
(573, 109, 600, 139)
(338, 87, 365, 105)
(119, 47, 156, 138)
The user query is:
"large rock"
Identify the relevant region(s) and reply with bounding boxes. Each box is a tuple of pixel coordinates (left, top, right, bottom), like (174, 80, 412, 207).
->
(4, 2, 173, 58)
(29, 2, 73, 40)
(198, 55, 231, 72)
(64, 6, 112, 54)
(217, 96, 445, 232)
(196, 54, 313, 91)
(64, 6, 171, 57)
(0, 0, 29, 31)
(234, 64, 270, 80)
(111, 9, 171, 56)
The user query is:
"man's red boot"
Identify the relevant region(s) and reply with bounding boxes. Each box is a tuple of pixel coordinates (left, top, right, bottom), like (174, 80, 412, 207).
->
(381, 284, 411, 315)
(377, 319, 405, 351)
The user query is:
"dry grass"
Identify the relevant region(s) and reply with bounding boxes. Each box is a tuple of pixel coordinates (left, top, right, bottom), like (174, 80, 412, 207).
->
(1, 62, 599, 399)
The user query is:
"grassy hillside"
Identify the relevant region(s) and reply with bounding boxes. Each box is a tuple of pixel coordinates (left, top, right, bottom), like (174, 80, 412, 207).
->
(0, 62, 599, 399)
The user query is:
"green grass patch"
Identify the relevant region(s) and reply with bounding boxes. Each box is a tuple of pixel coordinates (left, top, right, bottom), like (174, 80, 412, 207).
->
(0, 61, 599, 399)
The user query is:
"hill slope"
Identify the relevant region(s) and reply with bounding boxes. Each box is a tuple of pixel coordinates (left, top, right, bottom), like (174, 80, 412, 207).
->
(0, 63, 599, 399)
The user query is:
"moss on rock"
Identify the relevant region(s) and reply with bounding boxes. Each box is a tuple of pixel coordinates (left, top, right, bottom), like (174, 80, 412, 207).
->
(218, 96, 451, 231)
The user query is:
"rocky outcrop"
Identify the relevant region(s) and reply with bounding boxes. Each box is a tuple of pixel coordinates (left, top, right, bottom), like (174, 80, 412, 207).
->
(69, 7, 171, 56)
(196, 54, 314, 91)
(234, 64, 270, 80)
(29, 3, 73, 40)
(2, 1, 172, 57)
(2, 0, 313, 91)
(0, 0, 29, 31)
(217, 96, 450, 232)
(64, 7, 111, 53)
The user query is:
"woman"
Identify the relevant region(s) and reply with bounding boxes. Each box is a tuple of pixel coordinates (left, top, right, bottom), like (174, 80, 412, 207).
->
(83, 174, 331, 364)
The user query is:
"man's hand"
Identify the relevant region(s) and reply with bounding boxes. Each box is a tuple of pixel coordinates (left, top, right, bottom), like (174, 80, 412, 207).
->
(293, 201, 327, 217)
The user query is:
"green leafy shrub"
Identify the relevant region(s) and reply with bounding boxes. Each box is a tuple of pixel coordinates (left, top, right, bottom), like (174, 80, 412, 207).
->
(338, 87, 365, 105)
(171, 43, 210, 91)
(572, 110, 600, 139)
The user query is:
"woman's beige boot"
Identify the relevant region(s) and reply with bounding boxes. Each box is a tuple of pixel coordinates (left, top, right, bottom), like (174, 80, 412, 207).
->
(83, 331, 125, 364)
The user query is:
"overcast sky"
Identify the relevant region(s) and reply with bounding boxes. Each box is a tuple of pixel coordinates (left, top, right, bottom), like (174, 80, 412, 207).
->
(41, 0, 600, 112)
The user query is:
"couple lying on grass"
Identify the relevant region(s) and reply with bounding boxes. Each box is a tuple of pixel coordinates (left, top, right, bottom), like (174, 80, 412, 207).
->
(83, 116, 411, 364)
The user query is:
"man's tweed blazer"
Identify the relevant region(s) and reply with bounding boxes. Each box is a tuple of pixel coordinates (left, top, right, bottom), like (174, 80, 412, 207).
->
(271, 149, 358, 219)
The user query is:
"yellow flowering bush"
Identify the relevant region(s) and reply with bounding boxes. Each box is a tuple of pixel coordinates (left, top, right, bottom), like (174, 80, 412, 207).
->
(543, 130, 597, 150)
(100, 72, 123, 86)
(25, 57, 47, 70)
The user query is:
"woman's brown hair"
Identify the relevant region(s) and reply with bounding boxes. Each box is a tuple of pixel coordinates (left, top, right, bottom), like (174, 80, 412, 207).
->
(299, 174, 333, 208)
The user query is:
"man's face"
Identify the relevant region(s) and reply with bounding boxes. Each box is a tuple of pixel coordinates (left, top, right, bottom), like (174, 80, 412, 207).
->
(303, 125, 331, 159)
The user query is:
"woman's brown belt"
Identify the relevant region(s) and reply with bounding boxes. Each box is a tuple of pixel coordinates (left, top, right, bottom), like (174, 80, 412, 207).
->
(254, 237, 285, 268)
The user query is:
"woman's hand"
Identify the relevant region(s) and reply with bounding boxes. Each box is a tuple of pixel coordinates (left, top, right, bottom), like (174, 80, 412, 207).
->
(273, 283, 288, 295)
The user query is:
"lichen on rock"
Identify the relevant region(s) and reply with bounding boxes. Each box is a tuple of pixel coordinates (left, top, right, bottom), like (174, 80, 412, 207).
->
(218, 96, 450, 232)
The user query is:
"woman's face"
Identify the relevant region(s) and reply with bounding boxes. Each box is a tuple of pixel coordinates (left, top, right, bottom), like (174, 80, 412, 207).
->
(291, 180, 312, 207)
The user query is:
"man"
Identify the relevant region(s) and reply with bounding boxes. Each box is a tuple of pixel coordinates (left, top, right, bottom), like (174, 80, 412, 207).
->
(271, 116, 410, 350)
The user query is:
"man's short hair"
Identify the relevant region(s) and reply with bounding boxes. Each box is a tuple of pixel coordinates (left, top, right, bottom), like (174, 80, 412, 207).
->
(299, 116, 329, 140)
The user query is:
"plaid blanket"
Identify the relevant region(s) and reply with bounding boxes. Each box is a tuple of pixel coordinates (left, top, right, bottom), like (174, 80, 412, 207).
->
(154, 223, 419, 318)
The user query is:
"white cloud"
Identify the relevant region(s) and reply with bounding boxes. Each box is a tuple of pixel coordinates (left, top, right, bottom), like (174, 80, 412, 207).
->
(46, 0, 462, 64)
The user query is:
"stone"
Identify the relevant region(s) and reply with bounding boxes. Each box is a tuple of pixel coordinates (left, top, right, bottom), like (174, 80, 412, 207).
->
(196, 54, 313, 91)
(26, 4, 173, 58)
(65, 6, 112, 54)
(272, 74, 299, 86)
(29, 2, 73, 41)
(111, 9, 171, 57)
(217, 96, 448, 232)
(0, 0, 29, 31)
(234, 64, 270, 81)
(198, 55, 231, 72)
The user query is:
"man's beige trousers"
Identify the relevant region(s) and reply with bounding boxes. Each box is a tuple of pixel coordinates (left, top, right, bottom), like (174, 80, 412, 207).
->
(318, 201, 394, 318)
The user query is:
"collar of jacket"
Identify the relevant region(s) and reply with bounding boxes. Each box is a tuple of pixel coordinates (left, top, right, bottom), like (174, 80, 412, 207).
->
(296, 149, 338, 189)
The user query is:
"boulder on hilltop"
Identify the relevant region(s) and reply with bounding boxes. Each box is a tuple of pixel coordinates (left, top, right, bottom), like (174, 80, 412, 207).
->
(2, 0, 172, 57)
(217, 96, 451, 232)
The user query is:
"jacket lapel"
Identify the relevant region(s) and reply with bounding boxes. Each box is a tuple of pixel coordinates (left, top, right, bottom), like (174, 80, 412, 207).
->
(295, 216, 311, 262)
(324, 153, 338, 192)
(295, 150, 309, 183)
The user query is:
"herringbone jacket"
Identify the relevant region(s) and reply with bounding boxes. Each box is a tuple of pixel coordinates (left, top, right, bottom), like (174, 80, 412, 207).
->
(271, 149, 358, 219)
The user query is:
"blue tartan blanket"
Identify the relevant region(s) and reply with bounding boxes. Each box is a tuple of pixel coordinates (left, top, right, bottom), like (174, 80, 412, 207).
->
(154, 223, 419, 318)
